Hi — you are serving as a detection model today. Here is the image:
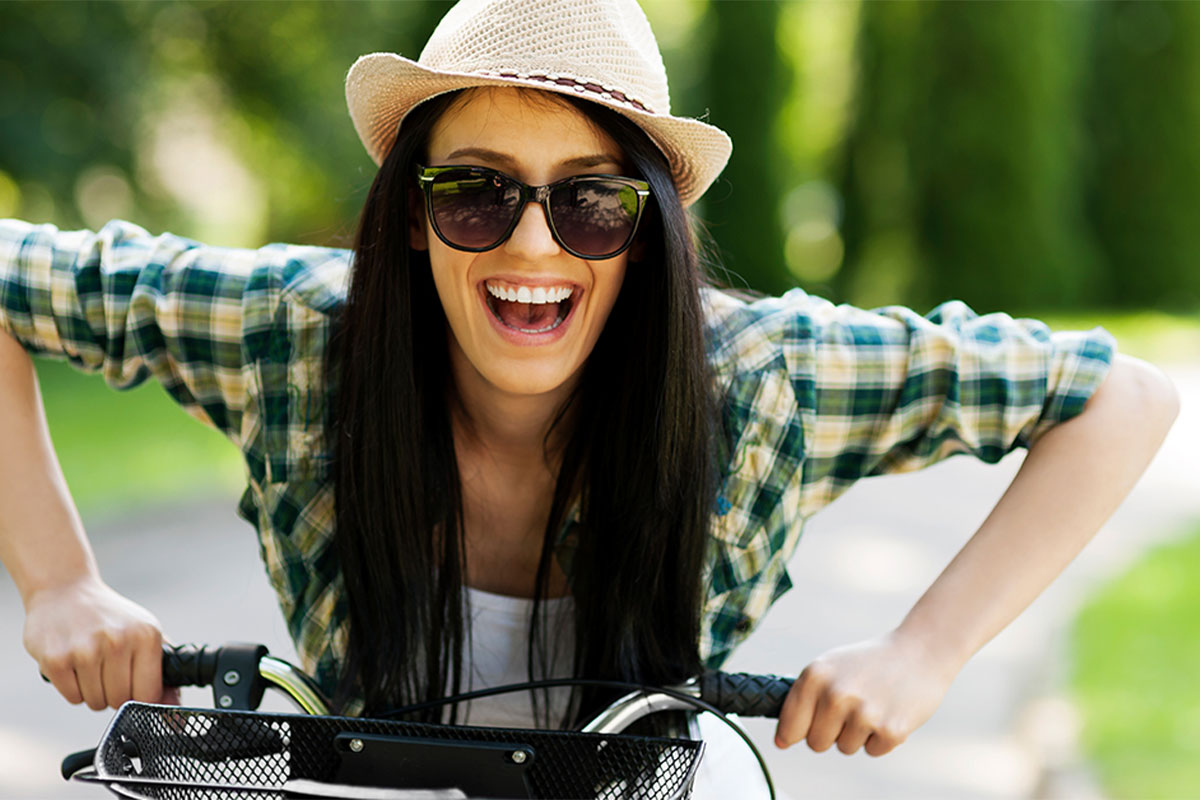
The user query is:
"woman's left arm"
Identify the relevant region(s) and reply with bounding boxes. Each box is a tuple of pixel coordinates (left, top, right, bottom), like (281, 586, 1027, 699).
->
(774, 353, 1180, 756)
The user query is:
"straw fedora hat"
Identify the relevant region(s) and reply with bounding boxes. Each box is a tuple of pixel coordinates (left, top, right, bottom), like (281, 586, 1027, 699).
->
(345, 0, 732, 208)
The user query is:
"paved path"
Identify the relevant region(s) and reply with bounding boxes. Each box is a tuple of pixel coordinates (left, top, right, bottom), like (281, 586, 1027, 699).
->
(2, 365, 1196, 799)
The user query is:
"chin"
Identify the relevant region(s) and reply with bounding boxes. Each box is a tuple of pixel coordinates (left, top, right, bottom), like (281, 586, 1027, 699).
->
(484, 366, 575, 397)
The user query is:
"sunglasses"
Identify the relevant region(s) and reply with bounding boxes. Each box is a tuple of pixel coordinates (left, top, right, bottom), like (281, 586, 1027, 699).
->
(415, 165, 651, 260)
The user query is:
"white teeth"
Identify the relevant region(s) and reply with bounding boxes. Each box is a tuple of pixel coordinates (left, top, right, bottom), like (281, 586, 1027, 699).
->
(486, 282, 574, 304)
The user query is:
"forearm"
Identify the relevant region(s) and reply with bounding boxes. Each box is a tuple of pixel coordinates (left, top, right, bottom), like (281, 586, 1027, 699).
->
(0, 327, 98, 605)
(896, 353, 1180, 674)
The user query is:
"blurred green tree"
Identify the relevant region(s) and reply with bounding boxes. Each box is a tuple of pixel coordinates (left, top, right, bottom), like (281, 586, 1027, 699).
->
(832, 1, 925, 309)
(701, 0, 792, 296)
(837, 1, 1095, 313)
(1085, 1, 1200, 310)
(915, 1, 1095, 312)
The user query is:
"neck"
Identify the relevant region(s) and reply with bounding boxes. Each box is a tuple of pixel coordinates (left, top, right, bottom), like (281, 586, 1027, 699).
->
(448, 341, 577, 468)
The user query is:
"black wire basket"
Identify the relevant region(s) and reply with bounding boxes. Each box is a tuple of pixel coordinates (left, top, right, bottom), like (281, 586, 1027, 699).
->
(84, 702, 705, 800)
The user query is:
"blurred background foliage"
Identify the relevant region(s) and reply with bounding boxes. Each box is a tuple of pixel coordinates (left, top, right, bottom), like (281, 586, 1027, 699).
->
(3, 0, 1199, 314)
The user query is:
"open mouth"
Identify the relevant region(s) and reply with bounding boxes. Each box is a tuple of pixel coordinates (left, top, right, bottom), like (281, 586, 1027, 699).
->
(484, 283, 576, 334)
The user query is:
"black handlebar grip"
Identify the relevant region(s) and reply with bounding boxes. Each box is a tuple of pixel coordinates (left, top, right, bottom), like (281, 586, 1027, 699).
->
(699, 671, 795, 718)
(161, 643, 219, 688)
(60, 747, 96, 780)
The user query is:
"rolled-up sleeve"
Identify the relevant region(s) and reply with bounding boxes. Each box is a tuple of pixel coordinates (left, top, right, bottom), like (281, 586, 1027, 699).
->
(0, 218, 280, 445)
(786, 293, 1116, 510)
(706, 288, 1115, 519)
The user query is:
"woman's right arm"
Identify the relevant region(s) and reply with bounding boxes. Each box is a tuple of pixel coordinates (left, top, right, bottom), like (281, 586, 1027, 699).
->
(0, 327, 166, 710)
(0, 218, 350, 709)
(0, 218, 302, 709)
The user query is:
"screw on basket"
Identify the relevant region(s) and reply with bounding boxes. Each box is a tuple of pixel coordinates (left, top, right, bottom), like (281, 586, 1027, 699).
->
(349, 739, 365, 753)
(218, 695, 233, 708)
(223, 670, 241, 686)
(510, 750, 528, 764)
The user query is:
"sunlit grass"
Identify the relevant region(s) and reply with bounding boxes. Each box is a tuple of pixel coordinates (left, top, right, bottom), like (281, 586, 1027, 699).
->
(34, 358, 244, 519)
(1070, 523, 1200, 799)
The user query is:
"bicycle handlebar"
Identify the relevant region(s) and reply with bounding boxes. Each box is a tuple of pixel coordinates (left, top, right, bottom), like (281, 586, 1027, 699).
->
(45, 642, 796, 719)
(161, 642, 331, 714)
(160, 642, 220, 688)
(46, 642, 795, 719)
(698, 671, 794, 718)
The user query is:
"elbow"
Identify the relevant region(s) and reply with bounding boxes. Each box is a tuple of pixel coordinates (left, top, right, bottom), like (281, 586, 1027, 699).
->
(1156, 366, 1182, 427)
(1094, 354, 1180, 435)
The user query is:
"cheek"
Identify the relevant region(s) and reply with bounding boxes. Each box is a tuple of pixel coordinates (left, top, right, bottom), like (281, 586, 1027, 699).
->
(427, 249, 475, 323)
(593, 264, 628, 326)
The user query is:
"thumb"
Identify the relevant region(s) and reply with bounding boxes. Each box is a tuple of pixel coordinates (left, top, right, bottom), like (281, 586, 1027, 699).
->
(775, 668, 819, 748)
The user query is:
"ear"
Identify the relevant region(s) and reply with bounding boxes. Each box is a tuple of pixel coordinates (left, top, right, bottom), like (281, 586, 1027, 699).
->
(408, 187, 429, 251)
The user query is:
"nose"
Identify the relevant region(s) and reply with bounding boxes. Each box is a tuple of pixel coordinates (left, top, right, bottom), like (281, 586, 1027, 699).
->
(504, 200, 561, 260)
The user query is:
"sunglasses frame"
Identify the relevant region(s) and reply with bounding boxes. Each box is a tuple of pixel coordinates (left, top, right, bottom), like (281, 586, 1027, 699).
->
(415, 164, 651, 260)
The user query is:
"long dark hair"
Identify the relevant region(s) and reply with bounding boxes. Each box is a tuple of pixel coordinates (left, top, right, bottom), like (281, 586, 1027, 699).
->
(328, 88, 717, 723)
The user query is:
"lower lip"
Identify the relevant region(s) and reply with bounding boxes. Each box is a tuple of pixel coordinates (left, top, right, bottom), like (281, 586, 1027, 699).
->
(478, 285, 582, 347)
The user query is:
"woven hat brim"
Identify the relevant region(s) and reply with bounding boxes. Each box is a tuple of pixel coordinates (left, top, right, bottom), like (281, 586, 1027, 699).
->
(346, 52, 731, 208)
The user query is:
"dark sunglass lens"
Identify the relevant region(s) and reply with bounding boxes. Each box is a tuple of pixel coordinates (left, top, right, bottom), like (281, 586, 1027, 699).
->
(549, 180, 639, 257)
(429, 169, 521, 249)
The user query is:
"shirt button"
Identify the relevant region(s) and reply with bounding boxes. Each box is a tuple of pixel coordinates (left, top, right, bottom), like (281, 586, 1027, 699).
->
(735, 616, 752, 634)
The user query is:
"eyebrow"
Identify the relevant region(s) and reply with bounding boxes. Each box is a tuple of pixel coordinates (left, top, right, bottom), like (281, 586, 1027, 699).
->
(443, 146, 623, 170)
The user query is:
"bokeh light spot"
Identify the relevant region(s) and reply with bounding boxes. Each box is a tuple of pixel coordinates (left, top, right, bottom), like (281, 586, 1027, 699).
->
(782, 181, 845, 284)
(75, 166, 134, 229)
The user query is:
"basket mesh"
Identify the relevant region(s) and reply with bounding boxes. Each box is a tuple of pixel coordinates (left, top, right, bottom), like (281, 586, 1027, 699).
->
(93, 702, 702, 800)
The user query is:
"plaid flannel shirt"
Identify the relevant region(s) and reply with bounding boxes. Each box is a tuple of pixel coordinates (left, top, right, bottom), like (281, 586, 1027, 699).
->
(0, 219, 1116, 710)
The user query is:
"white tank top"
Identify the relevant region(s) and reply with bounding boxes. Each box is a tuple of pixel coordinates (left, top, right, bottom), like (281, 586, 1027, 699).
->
(457, 587, 575, 728)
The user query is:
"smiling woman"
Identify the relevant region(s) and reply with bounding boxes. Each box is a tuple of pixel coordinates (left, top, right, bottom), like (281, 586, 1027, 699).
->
(0, 0, 1180, 796)
(331, 81, 717, 727)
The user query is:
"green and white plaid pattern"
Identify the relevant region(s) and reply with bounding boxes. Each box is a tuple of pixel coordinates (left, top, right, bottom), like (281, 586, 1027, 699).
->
(1, 219, 1116, 708)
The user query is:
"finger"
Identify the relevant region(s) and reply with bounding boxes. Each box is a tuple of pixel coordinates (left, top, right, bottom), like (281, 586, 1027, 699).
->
(75, 650, 107, 711)
(131, 630, 164, 703)
(101, 644, 133, 710)
(804, 693, 846, 753)
(41, 657, 84, 705)
(159, 686, 181, 706)
(774, 672, 819, 748)
(836, 710, 873, 755)
(864, 730, 902, 757)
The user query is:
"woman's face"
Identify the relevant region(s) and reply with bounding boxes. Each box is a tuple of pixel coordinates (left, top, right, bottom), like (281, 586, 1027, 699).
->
(415, 87, 631, 399)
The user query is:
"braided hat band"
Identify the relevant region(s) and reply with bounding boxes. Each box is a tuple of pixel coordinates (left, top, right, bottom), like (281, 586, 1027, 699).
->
(345, 0, 732, 208)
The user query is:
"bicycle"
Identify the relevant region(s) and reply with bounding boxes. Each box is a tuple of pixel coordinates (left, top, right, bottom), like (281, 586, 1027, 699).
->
(59, 641, 795, 800)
